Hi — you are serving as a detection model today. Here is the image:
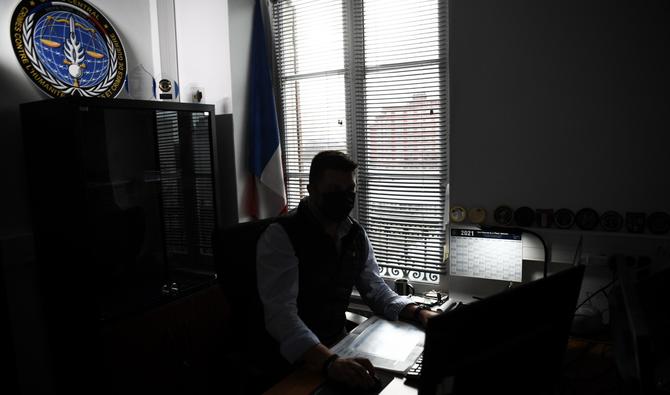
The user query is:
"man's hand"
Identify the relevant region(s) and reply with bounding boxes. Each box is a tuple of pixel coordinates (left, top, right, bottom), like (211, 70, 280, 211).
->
(327, 357, 378, 389)
(416, 308, 439, 327)
(302, 344, 378, 389)
(400, 303, 439, 327)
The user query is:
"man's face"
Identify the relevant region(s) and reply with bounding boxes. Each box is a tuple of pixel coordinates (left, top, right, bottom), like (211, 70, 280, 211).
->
(309, 169, 356, 221)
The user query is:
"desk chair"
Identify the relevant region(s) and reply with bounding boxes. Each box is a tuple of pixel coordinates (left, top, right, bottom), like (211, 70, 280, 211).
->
(213, 218, 289, 394)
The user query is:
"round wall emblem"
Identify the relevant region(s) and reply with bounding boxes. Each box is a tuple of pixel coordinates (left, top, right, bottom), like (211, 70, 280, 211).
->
(10, 0, 127, 98)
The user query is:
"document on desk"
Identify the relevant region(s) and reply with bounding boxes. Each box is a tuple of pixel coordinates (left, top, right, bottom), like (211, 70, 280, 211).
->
(330, 315, 424, 374)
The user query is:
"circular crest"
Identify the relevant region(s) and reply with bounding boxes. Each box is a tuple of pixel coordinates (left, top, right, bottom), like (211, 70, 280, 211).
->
(493, 205, 514, 226)
(10, 0, 127, 98)
(514, 206, 535, 227)
(553, 208, 575, 229)
(449, 206, 467, 223)
(575, 208, 600, 231)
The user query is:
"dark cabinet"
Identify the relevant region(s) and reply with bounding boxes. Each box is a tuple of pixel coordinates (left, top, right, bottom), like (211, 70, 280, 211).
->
(99, 284, 232, 395)
(19, 98, 238, 393)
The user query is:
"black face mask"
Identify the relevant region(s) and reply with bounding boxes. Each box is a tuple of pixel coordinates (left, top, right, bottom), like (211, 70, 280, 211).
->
(319, 191, 356, 221)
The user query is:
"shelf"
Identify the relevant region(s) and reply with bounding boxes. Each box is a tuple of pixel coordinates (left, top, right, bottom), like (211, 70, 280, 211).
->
(501, 226, 670, 241)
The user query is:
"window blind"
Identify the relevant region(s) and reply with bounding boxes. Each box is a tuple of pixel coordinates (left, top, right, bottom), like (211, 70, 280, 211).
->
(273, 0, 349, 208)
(273, 0, 448, 278)
(352, 0, 448, 276)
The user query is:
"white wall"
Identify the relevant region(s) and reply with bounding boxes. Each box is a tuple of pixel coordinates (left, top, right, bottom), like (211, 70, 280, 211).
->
(174, 0, 242, 220)
(174, 0, 233, 114)
(227, 0, 255, 222)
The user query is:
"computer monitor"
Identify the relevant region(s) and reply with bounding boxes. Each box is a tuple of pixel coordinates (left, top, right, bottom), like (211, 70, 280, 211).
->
(419, 264, 585, 395)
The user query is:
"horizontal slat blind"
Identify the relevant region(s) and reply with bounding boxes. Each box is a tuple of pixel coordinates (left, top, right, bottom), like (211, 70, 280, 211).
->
(353, 0, 448, 274)
(188, 113, 215, 255)
(273, 0, 448, 277)
(274, 0, 349, 208)
(156, 110, 187, 254)
(156, 111, 217, 260)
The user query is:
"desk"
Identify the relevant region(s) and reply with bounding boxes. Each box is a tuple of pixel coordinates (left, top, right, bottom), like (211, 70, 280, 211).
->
(263, 368, 417, 395)
(265, 313, 423, 395)
(563, 336, 619, 395)
(262, 367, 323, 395)
(265, 337, 617, 395)
(265, 337, 618, 395)
(266, 293, 476, 395)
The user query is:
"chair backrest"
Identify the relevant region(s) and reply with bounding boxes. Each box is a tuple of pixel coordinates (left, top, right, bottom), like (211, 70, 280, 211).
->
(213, 218, 276, 350)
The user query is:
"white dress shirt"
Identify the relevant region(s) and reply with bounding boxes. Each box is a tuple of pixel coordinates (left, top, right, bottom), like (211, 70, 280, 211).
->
(256, 211, 412, 363)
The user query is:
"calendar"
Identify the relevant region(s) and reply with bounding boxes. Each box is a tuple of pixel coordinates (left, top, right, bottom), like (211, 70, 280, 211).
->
(449, 228, 523, 282)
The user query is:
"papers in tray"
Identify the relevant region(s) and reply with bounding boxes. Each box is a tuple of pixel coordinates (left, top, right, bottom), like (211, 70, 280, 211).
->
(330, 315, 424, 374)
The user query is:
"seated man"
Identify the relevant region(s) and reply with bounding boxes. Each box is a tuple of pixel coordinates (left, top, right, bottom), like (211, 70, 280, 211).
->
(257, 150, 436, 390)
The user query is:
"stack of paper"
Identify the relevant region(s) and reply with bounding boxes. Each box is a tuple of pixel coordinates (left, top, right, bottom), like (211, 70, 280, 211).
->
(330, 316, 424, 373)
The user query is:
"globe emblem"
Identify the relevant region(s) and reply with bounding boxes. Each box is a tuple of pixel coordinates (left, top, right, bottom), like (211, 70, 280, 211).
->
(33, 11, 110, 88)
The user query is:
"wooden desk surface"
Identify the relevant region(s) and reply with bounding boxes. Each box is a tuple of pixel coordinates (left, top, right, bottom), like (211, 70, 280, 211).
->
(263, 368, 417, 395)
(265, 336, 616, 395)
(262, 367, 323, 395)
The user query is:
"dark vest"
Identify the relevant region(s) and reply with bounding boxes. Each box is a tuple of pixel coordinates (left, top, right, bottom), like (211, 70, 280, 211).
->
(277, 199, 368, 346)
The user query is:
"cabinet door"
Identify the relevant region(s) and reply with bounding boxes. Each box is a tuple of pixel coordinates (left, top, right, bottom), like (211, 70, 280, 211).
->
(100, 298, 184, 394)
(155, 109, 217, 272)
(179, 284, 232, 393)
(100, 285, 232, 395)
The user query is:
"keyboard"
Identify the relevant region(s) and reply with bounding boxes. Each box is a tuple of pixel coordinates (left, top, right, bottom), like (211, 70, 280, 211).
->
(404, 353, 423, 383)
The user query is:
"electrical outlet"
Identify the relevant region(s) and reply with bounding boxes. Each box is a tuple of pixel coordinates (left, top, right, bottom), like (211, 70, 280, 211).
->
(189, 85, 205, 103)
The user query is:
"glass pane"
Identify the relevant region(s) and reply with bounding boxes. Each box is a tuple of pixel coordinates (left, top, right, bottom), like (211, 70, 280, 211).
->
(357, 0, 448, 276)
(282, 74, 348, 207)
(364, 0, 442, 67)
(275, 0, 345, 76)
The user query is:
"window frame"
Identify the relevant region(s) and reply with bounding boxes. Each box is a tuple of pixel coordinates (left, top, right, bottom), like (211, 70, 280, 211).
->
(270, 0, 450, 284)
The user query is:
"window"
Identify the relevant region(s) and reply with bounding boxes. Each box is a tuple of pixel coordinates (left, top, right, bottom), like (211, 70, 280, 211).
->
(273, 0, 448, 282)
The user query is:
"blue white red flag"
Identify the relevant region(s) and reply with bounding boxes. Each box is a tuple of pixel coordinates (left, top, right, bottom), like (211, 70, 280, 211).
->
(247, 0, 287, 219)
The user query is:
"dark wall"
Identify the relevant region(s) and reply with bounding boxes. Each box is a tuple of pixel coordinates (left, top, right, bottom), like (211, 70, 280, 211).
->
(450, 0, 670, 215)
(0, 62, 42, 238)
(0, 245, 19, 394)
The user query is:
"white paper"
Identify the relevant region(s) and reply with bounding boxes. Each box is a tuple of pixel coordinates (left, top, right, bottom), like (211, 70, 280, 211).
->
(330, 315, 424, 373)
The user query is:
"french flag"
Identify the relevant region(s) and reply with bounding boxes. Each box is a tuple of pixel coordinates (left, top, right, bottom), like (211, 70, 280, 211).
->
(247, 0, 287, 219)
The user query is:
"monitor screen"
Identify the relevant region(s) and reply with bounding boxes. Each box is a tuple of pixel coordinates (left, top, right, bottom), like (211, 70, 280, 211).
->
(419, 265, 585, 395)
(449, 227, 523, 282)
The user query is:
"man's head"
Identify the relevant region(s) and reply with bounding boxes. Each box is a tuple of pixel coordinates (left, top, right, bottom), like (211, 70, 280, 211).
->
(307, 151, 358, 222)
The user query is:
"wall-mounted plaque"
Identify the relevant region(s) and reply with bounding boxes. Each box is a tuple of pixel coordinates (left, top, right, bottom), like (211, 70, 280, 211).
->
(11, 0, 127, 98)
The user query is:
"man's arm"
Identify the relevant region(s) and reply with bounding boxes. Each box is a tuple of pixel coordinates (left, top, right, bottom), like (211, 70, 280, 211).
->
(256, 223, 321, 363)
(355, 230, 438, 326)
(355, 231, 414, 319)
